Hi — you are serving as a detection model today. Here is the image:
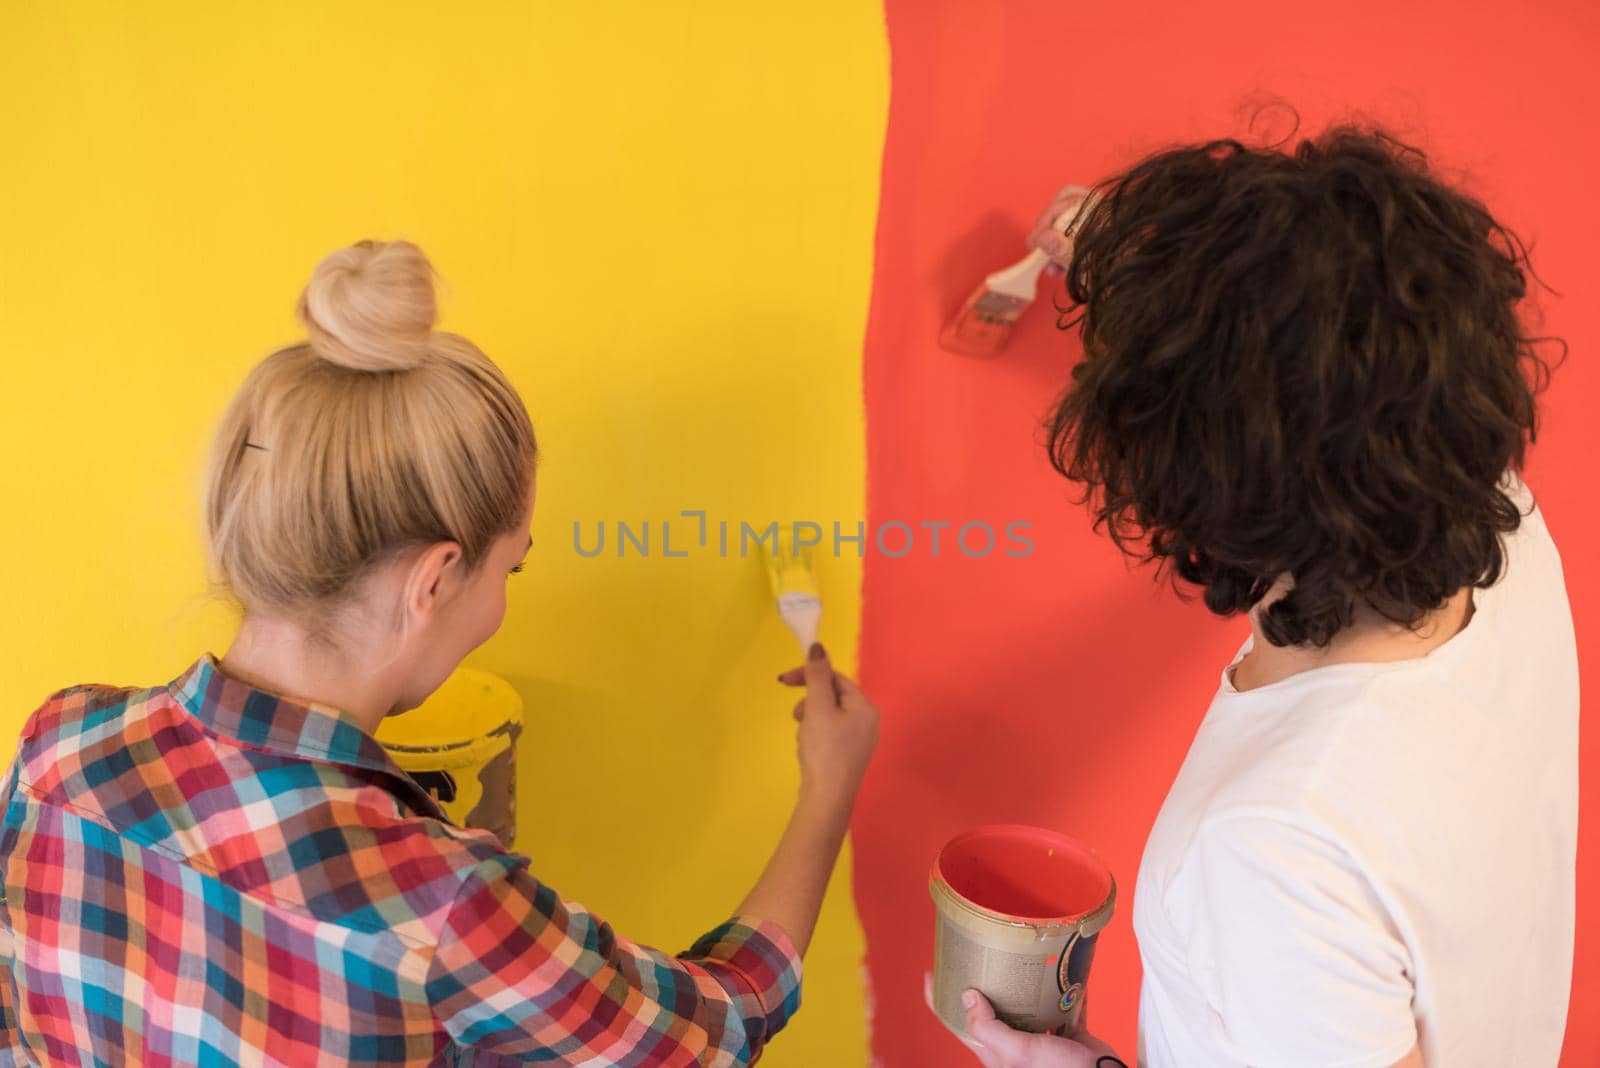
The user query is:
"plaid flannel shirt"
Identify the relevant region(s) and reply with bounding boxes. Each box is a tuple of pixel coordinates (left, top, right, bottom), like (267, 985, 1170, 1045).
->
(0, 656, 801, 1066)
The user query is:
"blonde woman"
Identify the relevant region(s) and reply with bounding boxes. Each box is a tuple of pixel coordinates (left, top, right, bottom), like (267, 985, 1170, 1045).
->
(0, 241, 879, 1066)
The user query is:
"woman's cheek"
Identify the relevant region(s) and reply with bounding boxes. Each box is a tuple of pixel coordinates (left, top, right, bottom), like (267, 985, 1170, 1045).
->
(483, 584, 509, 641)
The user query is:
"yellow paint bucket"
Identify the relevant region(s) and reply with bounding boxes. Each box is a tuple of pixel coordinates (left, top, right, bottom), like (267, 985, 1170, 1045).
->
(376, 668, 524, 849)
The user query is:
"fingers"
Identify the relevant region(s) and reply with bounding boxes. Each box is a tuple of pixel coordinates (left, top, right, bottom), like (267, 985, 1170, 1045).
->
(1028, 183, 1097, 268)
(779, 666, 861, 692)
(803, 643, 844, 720)
(924, 978, 1001, 1068)
(964, 991, 1035, 1064)
(927, 976, 1017, 1068)
(962, 988, 998, 1030)
(792, 699, 805, 722)
(1030, 214, 1081, 263)
(802, 641, 831, 681)
(780, 653, 876, 728)
(782, 663, 874, 733)
(1027, 229, 1073, 270)
(833, 675, 876, 723)
(1045, 184, 1095, 229)
(1029, 228, 1074, 264)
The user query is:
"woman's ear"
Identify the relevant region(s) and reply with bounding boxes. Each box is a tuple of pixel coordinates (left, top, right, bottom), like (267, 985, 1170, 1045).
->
(404, 541, 465, 622)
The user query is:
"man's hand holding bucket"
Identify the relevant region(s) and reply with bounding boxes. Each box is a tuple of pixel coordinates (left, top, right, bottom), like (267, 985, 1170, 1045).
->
(924, 973, 1126, 1068)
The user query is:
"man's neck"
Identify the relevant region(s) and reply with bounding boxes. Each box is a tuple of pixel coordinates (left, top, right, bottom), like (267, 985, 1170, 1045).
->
(1231, 581, 1477, 693)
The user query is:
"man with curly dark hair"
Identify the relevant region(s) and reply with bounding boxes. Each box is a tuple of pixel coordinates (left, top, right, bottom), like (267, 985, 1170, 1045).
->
(945, 125, 1577, 1068)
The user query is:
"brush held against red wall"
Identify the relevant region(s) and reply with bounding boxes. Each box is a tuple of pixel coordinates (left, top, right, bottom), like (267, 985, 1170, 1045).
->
(939, 187, 1095, 358)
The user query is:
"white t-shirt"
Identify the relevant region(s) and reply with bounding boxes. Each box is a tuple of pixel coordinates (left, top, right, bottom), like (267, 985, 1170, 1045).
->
(1134, 473, 1578, 1067)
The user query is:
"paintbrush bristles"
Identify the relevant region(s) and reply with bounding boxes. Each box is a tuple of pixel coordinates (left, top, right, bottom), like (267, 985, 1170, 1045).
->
(761, 524, 823, 650)
(940, 287, 1027, 357)
(970, 291, 1033, 324)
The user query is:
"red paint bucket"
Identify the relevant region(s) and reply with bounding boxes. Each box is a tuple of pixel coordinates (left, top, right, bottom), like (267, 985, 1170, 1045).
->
(929, 824, 1115, 1037)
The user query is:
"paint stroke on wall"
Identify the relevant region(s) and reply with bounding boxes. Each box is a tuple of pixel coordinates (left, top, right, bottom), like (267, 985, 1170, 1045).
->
(0, 4, 887, 1066)
(857, 1, 1599, 1064)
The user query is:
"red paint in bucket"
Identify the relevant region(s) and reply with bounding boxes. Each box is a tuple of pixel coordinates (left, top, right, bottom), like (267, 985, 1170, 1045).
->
(934, 824, 1112, 922)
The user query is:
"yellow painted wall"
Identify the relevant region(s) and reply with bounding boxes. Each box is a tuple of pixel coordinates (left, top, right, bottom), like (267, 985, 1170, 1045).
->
(0, 4, 886, 1064)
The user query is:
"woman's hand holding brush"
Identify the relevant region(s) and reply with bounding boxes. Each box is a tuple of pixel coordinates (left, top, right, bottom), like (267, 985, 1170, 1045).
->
(736, 643, 880, 955)
(777, 643, 880, 807)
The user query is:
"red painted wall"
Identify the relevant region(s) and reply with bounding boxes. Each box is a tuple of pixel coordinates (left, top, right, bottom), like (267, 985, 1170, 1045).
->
(857, 2, 1599, 1063)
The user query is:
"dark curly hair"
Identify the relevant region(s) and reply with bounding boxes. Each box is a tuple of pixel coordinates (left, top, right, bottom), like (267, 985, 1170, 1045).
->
(1047, 121, 1562, 648)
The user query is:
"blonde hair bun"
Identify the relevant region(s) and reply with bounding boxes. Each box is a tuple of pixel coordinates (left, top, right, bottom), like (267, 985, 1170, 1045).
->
(298, 239, 437, 372)
(208, 238, 537, 613)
